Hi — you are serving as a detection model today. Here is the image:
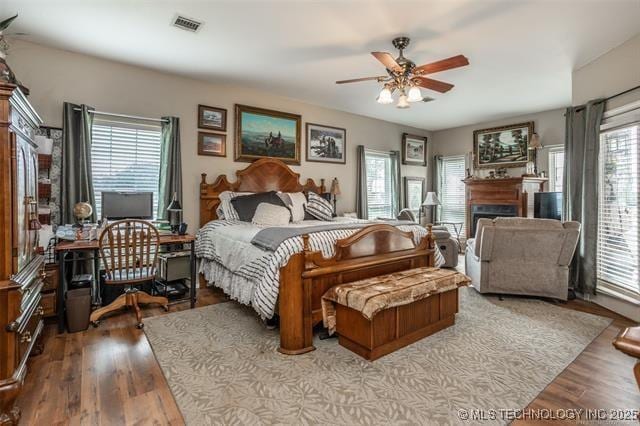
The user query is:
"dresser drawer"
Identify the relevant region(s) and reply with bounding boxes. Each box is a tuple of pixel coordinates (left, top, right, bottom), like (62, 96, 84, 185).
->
(42, 264, 59, 292)
(18, 302, 43, 363)
(41, 291, 56, 317)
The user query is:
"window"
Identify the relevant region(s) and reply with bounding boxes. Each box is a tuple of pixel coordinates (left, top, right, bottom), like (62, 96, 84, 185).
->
(437, 155, 466, 236)
(91, 117, 162, 219)
(597, 105, 639, 300)
(365, 150, 397, 219)
(548, 147, 565, 192)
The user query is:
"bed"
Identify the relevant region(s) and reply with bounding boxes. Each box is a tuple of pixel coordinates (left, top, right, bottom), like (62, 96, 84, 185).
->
(197, 158, 437, 355)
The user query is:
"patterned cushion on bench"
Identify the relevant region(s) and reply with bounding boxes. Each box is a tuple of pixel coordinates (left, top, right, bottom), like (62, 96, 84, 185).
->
(322, 267, 470, 334)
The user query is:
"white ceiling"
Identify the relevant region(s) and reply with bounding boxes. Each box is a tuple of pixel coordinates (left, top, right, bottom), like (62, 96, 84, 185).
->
(1, 0, 639, 130)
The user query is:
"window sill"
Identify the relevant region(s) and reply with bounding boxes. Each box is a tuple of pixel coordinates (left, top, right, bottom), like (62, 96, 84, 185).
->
(596, 280, 640, 306)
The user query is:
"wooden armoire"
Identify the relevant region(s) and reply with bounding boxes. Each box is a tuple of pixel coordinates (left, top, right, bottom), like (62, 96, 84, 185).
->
(0, 83, 45, 425)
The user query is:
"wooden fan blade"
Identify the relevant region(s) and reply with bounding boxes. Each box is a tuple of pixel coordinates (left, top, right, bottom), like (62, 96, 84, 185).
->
(413, 77, 454, 93)
(336, 76, 386, 84)
(371, 52, 402, 72)
(414, 55, 469, 75)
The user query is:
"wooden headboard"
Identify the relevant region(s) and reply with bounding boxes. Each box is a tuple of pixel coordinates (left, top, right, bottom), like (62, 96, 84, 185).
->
(200, 158, 326, 226)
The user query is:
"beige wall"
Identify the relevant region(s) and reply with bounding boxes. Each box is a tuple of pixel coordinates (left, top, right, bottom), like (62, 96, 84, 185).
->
(9, 40, 430, 228)
(572, 33, 640, 108)
(430, 108, 566, 186)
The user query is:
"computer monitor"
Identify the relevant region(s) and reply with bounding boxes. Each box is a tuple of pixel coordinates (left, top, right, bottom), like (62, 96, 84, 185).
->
(534, 192, 562, 220)
(101, 191, 153, 220)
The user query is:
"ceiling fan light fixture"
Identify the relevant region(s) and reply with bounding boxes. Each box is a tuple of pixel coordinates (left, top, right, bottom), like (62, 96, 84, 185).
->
(407, 86, 423, 102)
(397, 94, 410, 109)
(377, 87, 393, 104)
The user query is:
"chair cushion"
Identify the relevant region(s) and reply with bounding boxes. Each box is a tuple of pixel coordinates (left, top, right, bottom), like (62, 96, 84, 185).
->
(107, 267, 154, 282)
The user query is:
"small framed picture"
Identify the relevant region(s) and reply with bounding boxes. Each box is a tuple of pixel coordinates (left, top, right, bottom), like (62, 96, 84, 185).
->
(306, 123, 346, 164)
(198, 131, 226, 157)
(402, 133, 427, 166)
(198, 104, 227, 132)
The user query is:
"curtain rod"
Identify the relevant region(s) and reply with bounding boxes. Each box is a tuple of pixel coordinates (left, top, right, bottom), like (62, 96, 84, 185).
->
(605, 84, 640, 102)
(73, 108, 169, 124)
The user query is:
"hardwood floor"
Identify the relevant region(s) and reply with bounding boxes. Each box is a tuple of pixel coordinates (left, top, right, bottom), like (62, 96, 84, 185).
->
(17, 286, 638, 425)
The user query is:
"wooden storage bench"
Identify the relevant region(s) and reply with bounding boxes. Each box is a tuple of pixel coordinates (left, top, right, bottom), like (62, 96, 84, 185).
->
(322, 267, 470, 361)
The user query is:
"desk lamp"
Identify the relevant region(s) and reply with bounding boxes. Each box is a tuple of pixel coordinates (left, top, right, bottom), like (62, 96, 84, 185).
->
(167, 192, 183, 234)
(420, 192, 440, 225)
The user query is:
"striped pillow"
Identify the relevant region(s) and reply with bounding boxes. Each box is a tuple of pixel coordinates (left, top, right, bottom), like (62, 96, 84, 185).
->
(305, 192, 333, 221)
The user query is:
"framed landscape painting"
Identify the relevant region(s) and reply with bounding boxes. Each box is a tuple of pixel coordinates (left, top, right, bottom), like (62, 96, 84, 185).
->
(198, 104, 227, 132)
(234, 104, 301, 164)
(402, 133, 427, 166)
(473, 122, 533, 169)
(198, 131, 226, 157)
(306, 123, 346, 164)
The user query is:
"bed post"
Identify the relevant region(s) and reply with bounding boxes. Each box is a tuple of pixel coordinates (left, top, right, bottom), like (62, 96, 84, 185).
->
(278, 235, 315, 355)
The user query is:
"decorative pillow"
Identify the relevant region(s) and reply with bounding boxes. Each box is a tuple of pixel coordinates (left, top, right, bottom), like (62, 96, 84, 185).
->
(231, 191, 288, 222)
(218, 191, 253, 220)
(305, 191, 333, 221)
(278, 192, 307, 223)
(252, 203, 291, 227)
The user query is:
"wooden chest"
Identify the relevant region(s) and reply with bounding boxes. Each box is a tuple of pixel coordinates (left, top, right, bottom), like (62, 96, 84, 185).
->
(335, 288, 459, 361)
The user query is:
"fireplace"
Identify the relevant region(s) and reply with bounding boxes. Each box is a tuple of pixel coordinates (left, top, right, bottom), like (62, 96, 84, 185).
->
(463, 177, 548, 238)
(471, 204, 518, 236)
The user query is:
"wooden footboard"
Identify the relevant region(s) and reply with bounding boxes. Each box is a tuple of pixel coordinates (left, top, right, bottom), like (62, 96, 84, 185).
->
(278, 224, 435, 355)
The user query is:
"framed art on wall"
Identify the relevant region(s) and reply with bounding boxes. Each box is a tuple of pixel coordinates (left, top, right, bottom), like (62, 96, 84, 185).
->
(402, 133, 427, 166)
(305, 123, 346, 164)
(198, 131, 226, 157)
(473, 122, 533, 169)
(403, 176, 426, 215)
(234, 104, 301, 164)
(198, 104, 227, 132)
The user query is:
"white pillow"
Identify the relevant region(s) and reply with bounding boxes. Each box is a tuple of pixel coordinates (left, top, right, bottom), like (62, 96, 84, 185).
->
(278, 192, 307, 223)
(252, 203, 291, 227)
(218, 191, 252, 220)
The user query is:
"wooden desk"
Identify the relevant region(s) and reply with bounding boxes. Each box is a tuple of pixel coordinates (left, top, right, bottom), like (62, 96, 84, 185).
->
(55, 234, 196, 333)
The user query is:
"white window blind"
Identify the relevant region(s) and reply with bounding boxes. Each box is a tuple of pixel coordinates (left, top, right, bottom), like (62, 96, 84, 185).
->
(365, 150, 395, 219)
(597, 116, 639, 299)
(437, 155, 466, 236)
(548, 148, 565, 192)
(91, 117, 162, 219)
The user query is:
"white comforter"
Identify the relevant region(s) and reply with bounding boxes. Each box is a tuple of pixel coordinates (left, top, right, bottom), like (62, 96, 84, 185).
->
(195, 219, 441, 319)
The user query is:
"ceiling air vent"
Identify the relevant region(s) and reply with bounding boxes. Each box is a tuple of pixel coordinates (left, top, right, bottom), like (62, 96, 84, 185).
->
(172, 15, 203, 33)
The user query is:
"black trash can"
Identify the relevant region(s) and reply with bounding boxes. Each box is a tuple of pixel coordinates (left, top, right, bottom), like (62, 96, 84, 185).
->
(66, 287, 91, 333)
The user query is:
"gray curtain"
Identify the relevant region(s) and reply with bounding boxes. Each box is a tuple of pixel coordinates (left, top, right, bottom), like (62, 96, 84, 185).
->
(61, 102, 95, 224)
(356, 145, 368, 219)
(563, 99, 605, 294)
(157, 116, 182, 220)
(390, 150, 402, 216)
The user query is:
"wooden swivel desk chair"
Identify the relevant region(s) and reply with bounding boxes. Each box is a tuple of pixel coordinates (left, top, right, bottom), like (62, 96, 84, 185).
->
(89, 219, 168, 329)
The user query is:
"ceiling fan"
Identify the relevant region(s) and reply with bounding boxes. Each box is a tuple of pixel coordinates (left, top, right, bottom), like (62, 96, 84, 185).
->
(336, 36, 469, 108)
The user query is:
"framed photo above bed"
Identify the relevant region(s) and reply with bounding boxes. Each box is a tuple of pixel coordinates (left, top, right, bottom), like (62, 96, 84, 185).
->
(473, 121, 533, 169)
(198, 104, 227, 132)
(234, 104, 301, 165)
(403, 176, 425, 215)
(305, 123, 346, 164)
(402, 133, 427, 166)
(198, 131, 226, 157)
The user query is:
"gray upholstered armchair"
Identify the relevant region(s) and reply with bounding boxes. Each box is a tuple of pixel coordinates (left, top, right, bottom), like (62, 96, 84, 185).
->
(465, 217, 580, 301)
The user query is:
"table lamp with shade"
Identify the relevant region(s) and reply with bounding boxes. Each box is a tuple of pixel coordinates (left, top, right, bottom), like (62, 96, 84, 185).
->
(420, 192, 441, 225)
(167, 192, 183, 234)
(330, 177, 341, 216)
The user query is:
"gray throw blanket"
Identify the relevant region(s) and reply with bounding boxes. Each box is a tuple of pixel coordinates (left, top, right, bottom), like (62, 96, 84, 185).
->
(251, 220, 417, 251)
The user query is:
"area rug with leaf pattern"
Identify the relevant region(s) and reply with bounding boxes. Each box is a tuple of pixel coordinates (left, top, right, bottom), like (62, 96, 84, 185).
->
(143, 287, 611, 425)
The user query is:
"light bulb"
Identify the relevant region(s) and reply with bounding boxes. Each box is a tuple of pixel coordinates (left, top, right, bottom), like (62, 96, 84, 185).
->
(397, 94, 410, 109)
(407, 86, 423, 102)
(376, 87, 393, 104)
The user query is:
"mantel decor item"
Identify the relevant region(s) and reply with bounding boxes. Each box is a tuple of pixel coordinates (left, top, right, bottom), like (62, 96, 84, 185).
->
(524, 132, 542, 176)
(235, 104, 301, 165)
(306, 123, 346, 164)
(198, 104, 227, 131)
(0, 14, 29, 95)
(473, 122, 534, 169)
(402, 133, 427, 166)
